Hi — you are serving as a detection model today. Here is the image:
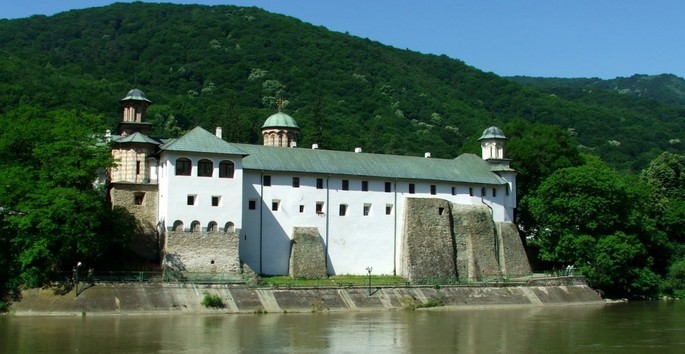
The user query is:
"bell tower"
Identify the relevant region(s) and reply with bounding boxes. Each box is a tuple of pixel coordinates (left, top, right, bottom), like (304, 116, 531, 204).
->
(118, 88, 153, 136)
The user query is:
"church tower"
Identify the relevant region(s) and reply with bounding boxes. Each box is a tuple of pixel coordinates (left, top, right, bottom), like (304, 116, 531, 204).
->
(261, 110, 300, 147)
(478, 126, 507, 162)
(118, 88, 153, 136)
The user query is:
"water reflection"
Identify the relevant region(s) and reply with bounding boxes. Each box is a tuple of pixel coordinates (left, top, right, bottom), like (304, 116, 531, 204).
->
(2, 302, 684, 353)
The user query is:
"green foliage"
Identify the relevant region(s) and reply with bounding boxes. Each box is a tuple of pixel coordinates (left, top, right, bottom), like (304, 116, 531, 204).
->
(662, 258, 685, 298)
(0, 299, 7, 313)
(0, 106, 130, 289)
(201, 292, 225, 308)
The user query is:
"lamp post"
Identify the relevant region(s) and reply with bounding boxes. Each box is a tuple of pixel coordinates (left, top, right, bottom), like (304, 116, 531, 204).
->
(366, 266, 373, 296)
(75, 261, 82, 297)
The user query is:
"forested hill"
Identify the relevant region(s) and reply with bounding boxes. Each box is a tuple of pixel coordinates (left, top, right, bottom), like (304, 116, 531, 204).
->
(1, 2, 685, 169)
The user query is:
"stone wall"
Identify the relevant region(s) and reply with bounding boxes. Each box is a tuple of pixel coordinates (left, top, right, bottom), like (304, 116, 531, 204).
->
(164, 229, 240, 276)
(109, 183, 159, 260)
(289, 227, 327, 279)
(402, 198, 530, 282)
(401, 198, 457, 280)
(452, 204, 501, 280)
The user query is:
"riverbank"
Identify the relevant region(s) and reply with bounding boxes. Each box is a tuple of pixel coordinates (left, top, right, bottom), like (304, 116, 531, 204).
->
(8, 276, 603, 316)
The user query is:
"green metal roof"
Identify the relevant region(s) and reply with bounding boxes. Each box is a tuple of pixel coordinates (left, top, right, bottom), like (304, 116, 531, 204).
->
(478, 126, 506, 140)
(261, 112, 299, 129)
(112, 132, 160, 145)
(120, 88, 152, 103)
(235, 143, 508, 185)
(160, 127, 248, 155)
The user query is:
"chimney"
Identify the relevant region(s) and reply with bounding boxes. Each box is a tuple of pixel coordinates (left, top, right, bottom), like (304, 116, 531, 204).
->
(354, 147, 362, 153)
(312, 144, 319, 149)
(215, 127, 222, 139)
(424, 152, 431, 158)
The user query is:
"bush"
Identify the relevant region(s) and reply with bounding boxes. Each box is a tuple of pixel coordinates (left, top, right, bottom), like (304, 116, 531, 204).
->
(201, 292, 225, 308)
(0, 300, 8, 313)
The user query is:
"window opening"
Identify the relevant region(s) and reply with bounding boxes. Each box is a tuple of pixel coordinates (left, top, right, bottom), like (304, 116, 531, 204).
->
(198, 159, 213, 177)
(219, 160, 235, 178)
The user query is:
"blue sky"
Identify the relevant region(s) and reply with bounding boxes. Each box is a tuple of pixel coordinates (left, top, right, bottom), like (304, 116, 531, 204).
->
(2, 1, 683, 79)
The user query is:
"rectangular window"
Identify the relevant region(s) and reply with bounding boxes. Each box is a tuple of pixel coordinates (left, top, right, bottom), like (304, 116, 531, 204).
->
(263, 175, 271, 186)
(316, 178, 324, 189)
(198, 159, 213, 177)
(299, 205, 305, 213)
(175, 158, 192, 176)
(469, 187, 473, 197)
(430, 184, 436, 195)
(451, 186, 456, 196)
(292, 177, 300, 188)
(385, 182, 392, 193)
(134, 192, 145, 205)
(136, 161, 141, 175)
(409, 183, 415, 194)
(339, 204, 348, 216)
(187, 195, 196, 206)
(272, 200, 280, 211)
(342, 180, 349, 191)
(386, 204, 393, 215)
(219, 161, 235, 178)
(249, 200, 257, 210)
(316, 202, 324, 214)
(211, 196, 220, 207)
(363, 203, 371, 216)
(481, 187, 486, 197)
(506, 185, 510, 196)
(362, 181, 369, 192)
(492, 188, 497, 197)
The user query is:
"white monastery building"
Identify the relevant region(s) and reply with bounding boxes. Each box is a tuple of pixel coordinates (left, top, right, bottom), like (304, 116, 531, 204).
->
(108, 89, 523, 279)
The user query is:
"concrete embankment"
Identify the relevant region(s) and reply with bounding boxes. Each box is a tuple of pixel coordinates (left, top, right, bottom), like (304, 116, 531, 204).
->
(10, 276, 602, 316)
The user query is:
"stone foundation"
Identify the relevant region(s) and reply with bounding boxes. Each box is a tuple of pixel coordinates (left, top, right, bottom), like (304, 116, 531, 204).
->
(163, 230, 240, 276)
(289, 227, 327, 279)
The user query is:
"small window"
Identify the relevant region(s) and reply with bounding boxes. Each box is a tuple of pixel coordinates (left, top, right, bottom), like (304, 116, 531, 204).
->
(339, 204, 348, 216)
(224, 222, 235, 233)
(187, 195, 196, 206)
(292, 177, 300, 188)
(272, 200, 280, 211)
(263, 175, 271, 186)
(481, 188, 486, 197)
(207, 221, 218, 232)
(248, 200, 257, 210)
(198, 159, 213, 177)
(385, 182, 392, 193)
(190, 220, 201, 232)
(172, 220, 184, 232)
(134, 192, 145, 205)
(492, 188, 497, 197)
(506, 185, 510, 196)
(451, 186, 456, 196)
(316, 178, 324, 189)
(363, 203, 371, 216)
(438, 207, 445, 215)
(469, 187, 474, 197)
(409, 183, 415, 194)
(430, 185, 436, 195)
(342, 180, 349, 191)
(299, 205, 305, 213)
(136, 161, 141, 175)
(316, 202, 324, 214)
(362, 181, 369, 192)
(219, 160, 235, 178)
(211, 196, 220, 207)
(175, 158, 191, 176)
(385, 204, 393, 215)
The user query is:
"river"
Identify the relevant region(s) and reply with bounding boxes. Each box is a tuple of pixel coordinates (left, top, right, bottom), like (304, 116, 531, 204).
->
(2, 301, 684, 353)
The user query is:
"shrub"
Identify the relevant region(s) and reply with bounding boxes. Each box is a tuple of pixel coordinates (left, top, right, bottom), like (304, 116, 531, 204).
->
(201, 292, 225, 308)
(0, 300, 8, 313)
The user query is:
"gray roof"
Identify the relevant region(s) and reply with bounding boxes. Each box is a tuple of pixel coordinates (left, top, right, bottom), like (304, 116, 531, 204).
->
(120, 88, 152, 104)
(235, 143, 508, 185)
(112, 132, 160, 145)
(479, 126, 506, 140)
(160, 127, 247, 155)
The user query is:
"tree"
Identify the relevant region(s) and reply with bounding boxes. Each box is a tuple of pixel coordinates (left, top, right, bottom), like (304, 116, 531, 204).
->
(0, 106, 129, 288)
(527, 155, 659, 297)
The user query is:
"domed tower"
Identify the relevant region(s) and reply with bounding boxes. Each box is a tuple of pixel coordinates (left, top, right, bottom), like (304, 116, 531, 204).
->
(261, 110, 300, 147)
(478, 126, 507, 161)
(118, 88, 153, 136)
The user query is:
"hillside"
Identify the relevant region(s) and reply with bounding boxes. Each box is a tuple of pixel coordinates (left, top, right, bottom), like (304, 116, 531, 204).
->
(1, 2, 684, 169)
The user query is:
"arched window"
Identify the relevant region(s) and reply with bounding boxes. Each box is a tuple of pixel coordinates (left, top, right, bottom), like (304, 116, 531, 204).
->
(198, 159, 213, 177)
(190, 220, 201, 232)
(219, 160, 235, 178)
(207, 221, 218, 232)
(175, 158, 191, 176)
(225, 222, 235, 233)
(172, 220, 184, 232)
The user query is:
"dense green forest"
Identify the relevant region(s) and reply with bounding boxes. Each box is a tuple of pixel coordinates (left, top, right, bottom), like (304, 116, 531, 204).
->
(1, 3, 685, 303)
